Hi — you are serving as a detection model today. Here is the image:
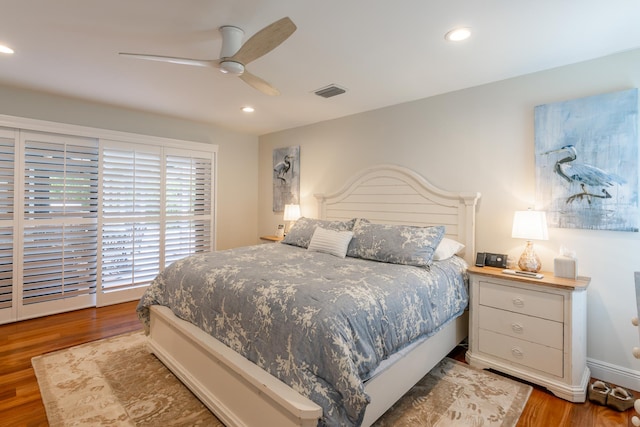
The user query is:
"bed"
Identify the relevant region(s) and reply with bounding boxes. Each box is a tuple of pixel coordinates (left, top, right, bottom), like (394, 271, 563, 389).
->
(137, 164, 480, 427)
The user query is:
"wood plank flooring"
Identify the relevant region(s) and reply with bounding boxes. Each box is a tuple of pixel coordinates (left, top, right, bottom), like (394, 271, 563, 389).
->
(0, 301, 142, 427)
(0, 301, 636, 426)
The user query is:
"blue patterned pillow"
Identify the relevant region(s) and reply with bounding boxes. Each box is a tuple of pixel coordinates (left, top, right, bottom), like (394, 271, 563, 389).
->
(282, 217, 356, 248)
(347, 222, 445, 267)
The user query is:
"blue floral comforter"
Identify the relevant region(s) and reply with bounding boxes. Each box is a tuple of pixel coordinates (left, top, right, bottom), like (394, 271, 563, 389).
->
(137, 243, 468, 426)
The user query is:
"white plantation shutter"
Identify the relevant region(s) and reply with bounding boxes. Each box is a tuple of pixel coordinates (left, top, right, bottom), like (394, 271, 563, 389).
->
(165, 151, 213, 266)
(0, 130, 15, 312)
(0, 116, 217, 323)
(99, 145, 214, 305)
(22, 224, 98, 304)
(0, 134, 14, 221)
(22, 133, 99, 306)
(0, 229, 13, 310)
(101, 145, 162, 292)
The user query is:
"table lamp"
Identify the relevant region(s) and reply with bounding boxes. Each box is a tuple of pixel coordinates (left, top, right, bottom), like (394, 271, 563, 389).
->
(283, 204, 301, 234)
(512, 209, 548, 273)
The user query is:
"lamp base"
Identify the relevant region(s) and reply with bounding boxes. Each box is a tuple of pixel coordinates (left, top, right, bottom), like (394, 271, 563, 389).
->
(518, 241, 542, 273)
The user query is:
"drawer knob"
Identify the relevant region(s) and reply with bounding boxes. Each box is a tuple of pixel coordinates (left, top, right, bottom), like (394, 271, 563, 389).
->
(512, 297, 525, 308)
(511, 347, 524, 358)
(511, 323, 524, 334)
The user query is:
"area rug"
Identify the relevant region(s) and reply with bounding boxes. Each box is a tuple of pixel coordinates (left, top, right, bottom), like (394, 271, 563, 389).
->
(32, 331, 531, 426)
(373, 356, 531, 426)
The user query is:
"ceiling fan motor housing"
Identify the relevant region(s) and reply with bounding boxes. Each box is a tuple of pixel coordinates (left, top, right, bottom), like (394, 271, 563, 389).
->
(219, 61, 245, 75)
(219, 26, 244, 58)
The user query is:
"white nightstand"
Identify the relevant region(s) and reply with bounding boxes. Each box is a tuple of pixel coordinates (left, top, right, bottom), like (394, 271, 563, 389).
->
(466, 265, 591, 402)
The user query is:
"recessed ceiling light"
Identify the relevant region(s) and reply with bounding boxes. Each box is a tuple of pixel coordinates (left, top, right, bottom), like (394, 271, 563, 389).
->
(241, 106, 255, 113)
(0, 45, 14, 54)
(444, 27, 471, 42)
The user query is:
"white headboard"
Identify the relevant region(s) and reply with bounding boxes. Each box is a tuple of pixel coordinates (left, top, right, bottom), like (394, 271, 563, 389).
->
(315, 164, 481, 265)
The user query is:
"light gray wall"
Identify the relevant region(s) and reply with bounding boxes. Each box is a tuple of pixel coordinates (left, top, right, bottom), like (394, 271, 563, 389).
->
(0, 84, 259, 250)
(259, 48, 640, 389)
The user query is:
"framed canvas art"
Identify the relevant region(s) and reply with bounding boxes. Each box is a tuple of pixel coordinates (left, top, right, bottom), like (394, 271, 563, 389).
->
(273, 145, 300, 212)
(535, 89, 638, 231)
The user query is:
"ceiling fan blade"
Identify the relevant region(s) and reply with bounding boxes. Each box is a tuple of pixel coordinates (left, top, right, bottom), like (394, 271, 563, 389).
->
(239, 71, 280, 96)
(230, 17, 296, 65)
(119, 52, 218, 68)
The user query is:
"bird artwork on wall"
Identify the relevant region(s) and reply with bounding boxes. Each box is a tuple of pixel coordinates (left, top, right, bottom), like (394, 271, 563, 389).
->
(543, 144, 626, 204)
(535, 89, 639, 231)
(274, 155, 293, 184)
(272, 146, 300, 212)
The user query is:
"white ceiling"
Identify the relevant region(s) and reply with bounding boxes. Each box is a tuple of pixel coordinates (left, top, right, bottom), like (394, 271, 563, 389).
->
(2, 1, 640, 136)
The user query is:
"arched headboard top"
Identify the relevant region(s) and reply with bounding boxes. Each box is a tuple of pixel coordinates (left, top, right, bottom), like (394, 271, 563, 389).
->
(314, 164, 481, 264)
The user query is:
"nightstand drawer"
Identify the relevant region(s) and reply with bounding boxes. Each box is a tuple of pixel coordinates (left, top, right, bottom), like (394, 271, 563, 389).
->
(479, 280, 563, 321)
(479, 329, 563, 377)
(478, 305, 563, 349)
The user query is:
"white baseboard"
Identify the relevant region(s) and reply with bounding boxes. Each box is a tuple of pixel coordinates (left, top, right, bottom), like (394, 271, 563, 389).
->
(587, 357, 640, 392)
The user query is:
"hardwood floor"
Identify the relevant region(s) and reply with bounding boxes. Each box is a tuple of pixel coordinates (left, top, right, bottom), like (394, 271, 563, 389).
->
(0, 301, 636, 426)
(0, 301, 142, 427)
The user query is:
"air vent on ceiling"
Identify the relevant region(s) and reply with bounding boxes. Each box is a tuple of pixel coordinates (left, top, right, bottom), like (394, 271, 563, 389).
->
(314, 84, 347, 98)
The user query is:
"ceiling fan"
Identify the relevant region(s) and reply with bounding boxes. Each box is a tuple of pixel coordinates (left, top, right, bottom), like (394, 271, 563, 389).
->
(119, 17, 296, 96)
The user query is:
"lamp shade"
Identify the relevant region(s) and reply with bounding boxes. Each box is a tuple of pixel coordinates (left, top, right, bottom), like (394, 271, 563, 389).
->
(511, 210, 549, 241)
(283, 204, 301, 222)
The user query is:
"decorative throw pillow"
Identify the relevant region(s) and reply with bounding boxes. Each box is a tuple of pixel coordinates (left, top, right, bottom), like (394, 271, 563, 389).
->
(307, 227, 354, 258)
(347, 222, 445, 267)
(432, 237, 465, 261)
(282, 217, 356, 248)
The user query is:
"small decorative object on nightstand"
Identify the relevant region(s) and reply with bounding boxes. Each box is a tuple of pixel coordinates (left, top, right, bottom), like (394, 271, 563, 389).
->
(554, 246, 577, 279)
(466, 265, 590, 402)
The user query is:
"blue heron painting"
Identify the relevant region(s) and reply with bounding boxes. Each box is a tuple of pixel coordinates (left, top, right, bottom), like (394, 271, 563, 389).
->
(273, 146, 300, 212)
(535, 89, 638, 231)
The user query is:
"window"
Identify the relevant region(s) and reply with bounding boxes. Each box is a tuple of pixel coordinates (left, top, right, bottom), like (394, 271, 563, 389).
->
(101, 144, 162, 295)
(0, 129, 15, 315)
(98, 142, 216, 306)
(0, 116, 217, 323)
(21, 133, 99, 310)
(165, 151, 213, 266)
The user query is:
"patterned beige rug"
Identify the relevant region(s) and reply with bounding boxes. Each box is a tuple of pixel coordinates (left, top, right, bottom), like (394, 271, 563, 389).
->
(32, 331, 531, 426)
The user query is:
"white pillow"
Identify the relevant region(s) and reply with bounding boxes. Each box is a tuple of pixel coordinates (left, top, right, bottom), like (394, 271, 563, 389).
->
(308, 227, 354, 258)
(432, 237, 465, 261)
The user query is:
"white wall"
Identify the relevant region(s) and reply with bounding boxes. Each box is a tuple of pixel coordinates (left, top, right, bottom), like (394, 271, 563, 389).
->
(0, 84, 259, 250)
(259, 48, 640, 390)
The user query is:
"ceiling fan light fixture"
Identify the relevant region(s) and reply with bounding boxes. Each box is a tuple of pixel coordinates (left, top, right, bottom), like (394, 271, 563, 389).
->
(444, 27, 471, 42)
(219, 60, 245, 75)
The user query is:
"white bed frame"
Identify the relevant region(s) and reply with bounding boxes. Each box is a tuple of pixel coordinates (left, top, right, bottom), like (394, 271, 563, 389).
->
(147, 164, 480, 427)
